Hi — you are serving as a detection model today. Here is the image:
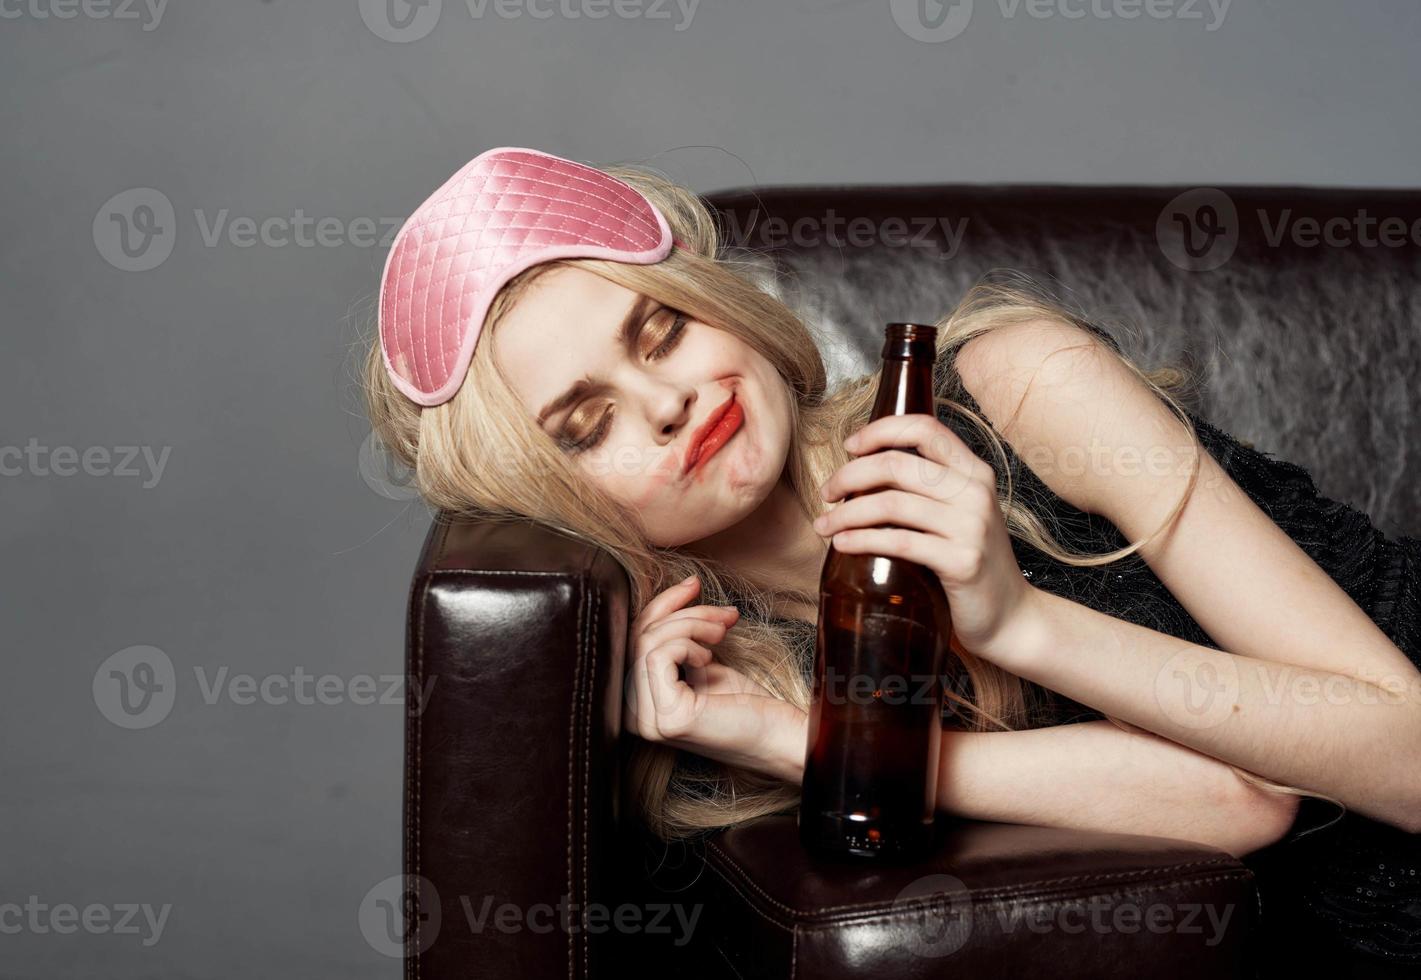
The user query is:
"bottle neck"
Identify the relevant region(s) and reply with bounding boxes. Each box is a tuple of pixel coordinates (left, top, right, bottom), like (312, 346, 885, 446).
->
(842, 340, 937, 503)
(869, 356, 936, 421)
(880, 332, 937, 362)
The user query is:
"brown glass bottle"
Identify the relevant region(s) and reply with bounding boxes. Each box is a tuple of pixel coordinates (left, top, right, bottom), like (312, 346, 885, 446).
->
(799, 322, 953, 860)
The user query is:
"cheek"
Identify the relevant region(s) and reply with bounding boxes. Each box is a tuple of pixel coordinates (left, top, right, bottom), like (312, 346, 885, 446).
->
(628, 469, 675, 509)
(580, 444, 681, 509)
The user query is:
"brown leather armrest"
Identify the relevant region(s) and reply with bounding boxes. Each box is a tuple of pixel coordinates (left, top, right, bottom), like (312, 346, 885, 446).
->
(402, 513, 630, 979)
(698, 814, 1260, 979)
(400, 513, 1262, 979)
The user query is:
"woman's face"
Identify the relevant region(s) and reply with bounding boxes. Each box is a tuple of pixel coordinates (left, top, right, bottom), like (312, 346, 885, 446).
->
(491, 265, 794, 547)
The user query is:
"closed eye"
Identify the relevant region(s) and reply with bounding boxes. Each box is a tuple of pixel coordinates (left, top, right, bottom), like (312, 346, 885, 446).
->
(648, 309, 688, 360)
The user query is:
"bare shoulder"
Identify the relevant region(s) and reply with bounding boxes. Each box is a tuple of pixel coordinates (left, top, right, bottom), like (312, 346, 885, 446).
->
(950, 317, 1173, 518)
(953, 318, 1115, 407)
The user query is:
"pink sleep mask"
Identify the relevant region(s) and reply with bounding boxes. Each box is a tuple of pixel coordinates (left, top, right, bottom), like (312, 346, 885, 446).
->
(378, 146, 685, 407)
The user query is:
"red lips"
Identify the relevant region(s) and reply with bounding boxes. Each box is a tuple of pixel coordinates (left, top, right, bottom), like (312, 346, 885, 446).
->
(684, 393, 741, 475)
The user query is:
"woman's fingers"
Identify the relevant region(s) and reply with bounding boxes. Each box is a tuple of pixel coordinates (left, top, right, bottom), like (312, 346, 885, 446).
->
(624, 573, 744, 741)
(620, 597, 793, 772)
(830, 526, 986, 583)
(822, 447, 991, 506)
(629, 638, 714, 740)
(653, 604, 741, 631)
(631, 575, 703, 633)
(821, 413, 994, 502)
(647, 639, 713, 707)
(812, 416, 1040, 667)
(813, 487, 982, 541)
(845, 413, 988, 474)
(638, 612, 736, 654)
(631, 577, 739, 635)
(629, 617, 734, 720)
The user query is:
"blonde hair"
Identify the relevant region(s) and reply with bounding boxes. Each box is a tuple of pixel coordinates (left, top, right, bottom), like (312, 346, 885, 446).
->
(361, 158, 1342, 842)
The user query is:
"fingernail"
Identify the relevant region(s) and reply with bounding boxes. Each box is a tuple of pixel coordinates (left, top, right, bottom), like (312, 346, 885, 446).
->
(682, 574, 697, 585)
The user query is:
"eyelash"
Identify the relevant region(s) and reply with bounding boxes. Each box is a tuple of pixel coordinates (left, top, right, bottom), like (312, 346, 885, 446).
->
(565, 310, 688, 454)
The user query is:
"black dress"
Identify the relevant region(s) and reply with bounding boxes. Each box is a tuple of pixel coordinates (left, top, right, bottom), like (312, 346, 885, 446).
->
(922, 322, 1421, 974)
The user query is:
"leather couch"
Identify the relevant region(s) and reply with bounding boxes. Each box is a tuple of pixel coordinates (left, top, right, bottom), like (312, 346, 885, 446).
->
(397, 183, 1421, 977)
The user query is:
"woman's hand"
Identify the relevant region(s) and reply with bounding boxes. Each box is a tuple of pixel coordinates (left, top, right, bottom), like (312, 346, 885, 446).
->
(813, 413, 1043, 667)
(624, 575, 808, 784)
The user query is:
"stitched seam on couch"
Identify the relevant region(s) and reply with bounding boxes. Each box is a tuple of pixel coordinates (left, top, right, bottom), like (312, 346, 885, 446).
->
(565, 575, 586, 979)
(431, 517, 451, 568)
(407, 519, 454, 976)
(421, 561, 598, 975)
(703, 849, 1250, 938)
(580, 584, 599, 979)
(796, 871, 1256, 934)
(700, 858, 798, 934)
(411, 572, 434, 980)
(705, 841, 1241, 919)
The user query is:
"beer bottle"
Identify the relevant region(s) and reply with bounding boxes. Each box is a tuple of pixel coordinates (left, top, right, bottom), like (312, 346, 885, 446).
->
(799, 322, 953, 859)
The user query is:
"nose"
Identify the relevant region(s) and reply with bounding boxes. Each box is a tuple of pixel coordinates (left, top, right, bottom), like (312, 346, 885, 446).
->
(655, 385, 695, 442)
(613, 362, 696, 445)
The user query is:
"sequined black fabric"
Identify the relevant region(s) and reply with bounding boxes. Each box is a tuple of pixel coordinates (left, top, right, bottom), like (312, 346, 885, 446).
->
(930, 322, 1421, 971)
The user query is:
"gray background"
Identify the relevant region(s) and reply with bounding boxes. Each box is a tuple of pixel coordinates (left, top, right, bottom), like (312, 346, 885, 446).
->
(2, 0, 1418, 975)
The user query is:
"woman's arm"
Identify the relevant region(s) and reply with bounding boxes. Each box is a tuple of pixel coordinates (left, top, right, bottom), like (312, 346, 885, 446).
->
(933, 719, 1299, 858)
(992, 587, 1421, 833)
(950, 317, 1421, 834)
(763, 701, 1298, 858)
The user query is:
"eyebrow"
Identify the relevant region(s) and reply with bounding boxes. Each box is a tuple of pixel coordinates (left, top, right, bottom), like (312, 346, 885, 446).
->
(536, 293, 657, 427)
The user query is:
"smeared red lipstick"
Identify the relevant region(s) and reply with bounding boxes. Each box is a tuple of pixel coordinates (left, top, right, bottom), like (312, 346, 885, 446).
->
(684, 393, 743, 475)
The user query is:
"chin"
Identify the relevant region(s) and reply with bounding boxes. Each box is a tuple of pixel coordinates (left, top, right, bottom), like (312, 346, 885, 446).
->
(658, 500, 745, 550)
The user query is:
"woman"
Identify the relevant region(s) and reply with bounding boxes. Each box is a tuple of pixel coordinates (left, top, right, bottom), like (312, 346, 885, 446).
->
(363, 146, 1421, 974)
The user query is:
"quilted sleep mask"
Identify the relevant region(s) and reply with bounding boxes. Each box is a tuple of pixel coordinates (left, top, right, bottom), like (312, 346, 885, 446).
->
(378, 146, 687, 407)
